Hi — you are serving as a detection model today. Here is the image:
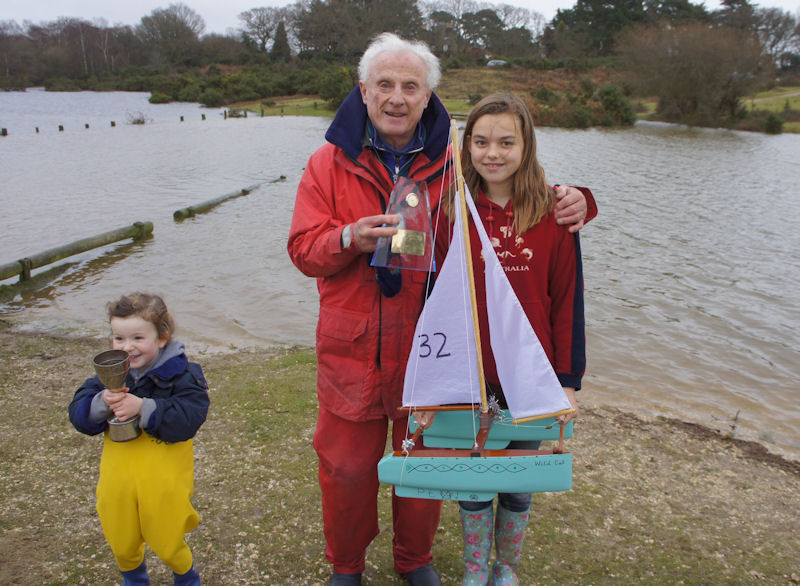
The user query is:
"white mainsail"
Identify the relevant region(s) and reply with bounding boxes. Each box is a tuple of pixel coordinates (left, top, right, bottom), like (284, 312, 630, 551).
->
(403, 182, 571, 422)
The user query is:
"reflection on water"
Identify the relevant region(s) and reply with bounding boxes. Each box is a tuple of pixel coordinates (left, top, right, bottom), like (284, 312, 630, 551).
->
(1, 92, 799, 461)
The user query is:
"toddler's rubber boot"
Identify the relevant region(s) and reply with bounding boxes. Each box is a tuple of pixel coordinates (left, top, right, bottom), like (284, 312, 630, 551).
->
(120, 561, 149, 586)
(173, 565, 201, 586)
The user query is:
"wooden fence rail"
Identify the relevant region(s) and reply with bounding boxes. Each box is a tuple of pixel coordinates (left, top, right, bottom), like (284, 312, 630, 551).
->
(173, 184, 263, 221)
(0, 221, 153, 283)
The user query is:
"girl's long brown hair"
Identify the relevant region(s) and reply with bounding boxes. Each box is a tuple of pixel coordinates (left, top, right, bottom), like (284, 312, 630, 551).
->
(450, 93, 554, 234)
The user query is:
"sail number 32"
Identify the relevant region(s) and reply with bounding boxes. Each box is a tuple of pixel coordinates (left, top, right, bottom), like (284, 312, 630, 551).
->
(417, 332, 451, 359)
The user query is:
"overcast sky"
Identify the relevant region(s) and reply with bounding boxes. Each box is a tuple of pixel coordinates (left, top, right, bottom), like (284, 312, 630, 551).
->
(5, 0, 799, 35)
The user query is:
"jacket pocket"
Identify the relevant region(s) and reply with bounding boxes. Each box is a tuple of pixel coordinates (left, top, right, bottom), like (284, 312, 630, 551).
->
(317, 305, 369, 341)
(316, 306, 374, 417)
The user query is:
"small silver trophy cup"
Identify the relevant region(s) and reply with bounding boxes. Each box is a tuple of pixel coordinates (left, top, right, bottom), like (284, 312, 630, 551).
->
(93, 349, 141, 442)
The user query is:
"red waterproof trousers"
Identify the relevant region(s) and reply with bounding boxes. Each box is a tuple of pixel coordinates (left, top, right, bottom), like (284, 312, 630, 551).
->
(314, 406, 443, 575)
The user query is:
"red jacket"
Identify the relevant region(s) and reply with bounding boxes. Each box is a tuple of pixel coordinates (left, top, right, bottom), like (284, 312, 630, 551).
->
(288, 88, 451, 421)
(435, 188, 595, 391)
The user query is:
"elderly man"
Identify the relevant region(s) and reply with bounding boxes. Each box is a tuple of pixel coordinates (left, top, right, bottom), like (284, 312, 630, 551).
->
(288, 33, 593, 585)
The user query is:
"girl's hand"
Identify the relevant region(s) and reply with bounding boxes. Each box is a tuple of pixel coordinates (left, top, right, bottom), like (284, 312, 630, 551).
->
(110, 393, 143, 422)
(412, 410, 436, 430)
(556, 387, 578, 425)
(554, 186, 587, 233)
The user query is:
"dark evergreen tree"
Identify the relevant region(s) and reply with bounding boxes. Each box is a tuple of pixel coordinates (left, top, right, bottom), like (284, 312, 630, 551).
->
(551, 0, 647, 56)
(643, 0, 710, 25)
(271, 21, 291, 62)
(714, 0, 758, 30)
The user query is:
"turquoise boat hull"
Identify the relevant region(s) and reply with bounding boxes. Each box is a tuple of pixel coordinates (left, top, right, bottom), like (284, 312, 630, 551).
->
(409, 411, 573, 449)
(378, 450, 572, 502)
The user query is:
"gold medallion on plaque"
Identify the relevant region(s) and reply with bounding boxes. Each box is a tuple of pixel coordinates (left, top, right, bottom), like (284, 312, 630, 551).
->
(391, 229, 426, 256)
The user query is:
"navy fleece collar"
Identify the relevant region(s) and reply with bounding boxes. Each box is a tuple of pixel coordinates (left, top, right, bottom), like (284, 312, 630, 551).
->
(365, 120, 425, 178)
(325, 86, 450, 164)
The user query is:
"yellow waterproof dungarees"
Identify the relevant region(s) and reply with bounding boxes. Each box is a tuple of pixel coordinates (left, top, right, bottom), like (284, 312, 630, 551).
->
(96, 431, 198, 573)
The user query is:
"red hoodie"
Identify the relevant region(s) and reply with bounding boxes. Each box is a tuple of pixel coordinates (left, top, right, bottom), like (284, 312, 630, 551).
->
(435, 187, 592, 391)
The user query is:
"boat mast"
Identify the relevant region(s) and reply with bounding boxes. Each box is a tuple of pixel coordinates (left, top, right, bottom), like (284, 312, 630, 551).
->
(450, 119, 489, 417)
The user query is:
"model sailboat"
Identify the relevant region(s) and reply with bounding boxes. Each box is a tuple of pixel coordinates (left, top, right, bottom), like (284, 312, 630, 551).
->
(377, 120, 576, 502)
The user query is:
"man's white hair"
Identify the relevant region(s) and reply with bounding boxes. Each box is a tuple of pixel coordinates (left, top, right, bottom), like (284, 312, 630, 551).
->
(358, 32, 441, 90)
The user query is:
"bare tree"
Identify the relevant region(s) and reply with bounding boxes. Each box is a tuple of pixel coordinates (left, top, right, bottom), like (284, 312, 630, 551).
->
(137, 3, 205, 65)
(617, 22, 769, 124)
(0, 20, 27, 81)
(755, 7, 799, 63)
(295, 0, 422, 62)
(239, 7, 282, 52)
(434, 0, 480, 21)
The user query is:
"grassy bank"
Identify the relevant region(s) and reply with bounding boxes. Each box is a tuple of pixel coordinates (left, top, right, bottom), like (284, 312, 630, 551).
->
(1, 326, 798, 584)
(235, 68, 800, 134)
(744, 86, 800, 133)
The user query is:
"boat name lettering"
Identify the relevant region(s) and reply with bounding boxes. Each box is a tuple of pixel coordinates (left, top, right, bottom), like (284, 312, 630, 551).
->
(417, 332, 451, 359)
(533, 457, 568, 467)
(414, 487, 470, 499)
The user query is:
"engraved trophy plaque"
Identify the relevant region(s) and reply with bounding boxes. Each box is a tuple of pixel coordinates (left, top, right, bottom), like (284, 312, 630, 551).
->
(371, 177, 435, 272)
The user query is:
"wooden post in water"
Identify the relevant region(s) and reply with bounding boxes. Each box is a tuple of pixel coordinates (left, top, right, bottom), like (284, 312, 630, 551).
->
(173, 184, 266, 221)
(1, 128, 7, 136)
(0, 222, 154, 283)
(85, 123, 89, 129)
(111, 121, 116, 127)
(58, 125, 64, 132)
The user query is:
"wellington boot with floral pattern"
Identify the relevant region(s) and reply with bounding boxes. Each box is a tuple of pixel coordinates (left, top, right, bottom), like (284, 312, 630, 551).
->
(492, 504, 530, 586)
(459, 504, 493, 586)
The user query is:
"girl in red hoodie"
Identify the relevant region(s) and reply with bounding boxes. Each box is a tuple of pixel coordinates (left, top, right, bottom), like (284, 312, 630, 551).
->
(433, 93, 591, 585)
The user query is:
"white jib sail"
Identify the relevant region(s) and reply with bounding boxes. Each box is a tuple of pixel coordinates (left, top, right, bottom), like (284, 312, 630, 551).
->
(402, 181, 481, 408)
(463, 186, 572, 421)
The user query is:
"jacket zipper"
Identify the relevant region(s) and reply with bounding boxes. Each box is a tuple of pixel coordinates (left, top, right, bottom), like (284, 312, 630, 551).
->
(347, 151, 447, 372)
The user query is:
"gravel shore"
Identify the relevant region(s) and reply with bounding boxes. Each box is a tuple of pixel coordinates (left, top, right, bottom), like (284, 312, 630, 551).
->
(1, 324, 798, 584)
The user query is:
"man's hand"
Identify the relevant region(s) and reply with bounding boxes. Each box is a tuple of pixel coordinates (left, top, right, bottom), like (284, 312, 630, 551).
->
(353, 214, 400, 252)
(554, 185, 587, 233)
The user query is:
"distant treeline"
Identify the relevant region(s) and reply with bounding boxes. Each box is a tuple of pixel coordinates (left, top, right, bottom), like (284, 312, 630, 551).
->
(2, 0, 798, 129)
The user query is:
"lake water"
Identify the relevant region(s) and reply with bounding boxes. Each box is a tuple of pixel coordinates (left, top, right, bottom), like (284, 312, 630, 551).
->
(1, 89, 799, 461)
